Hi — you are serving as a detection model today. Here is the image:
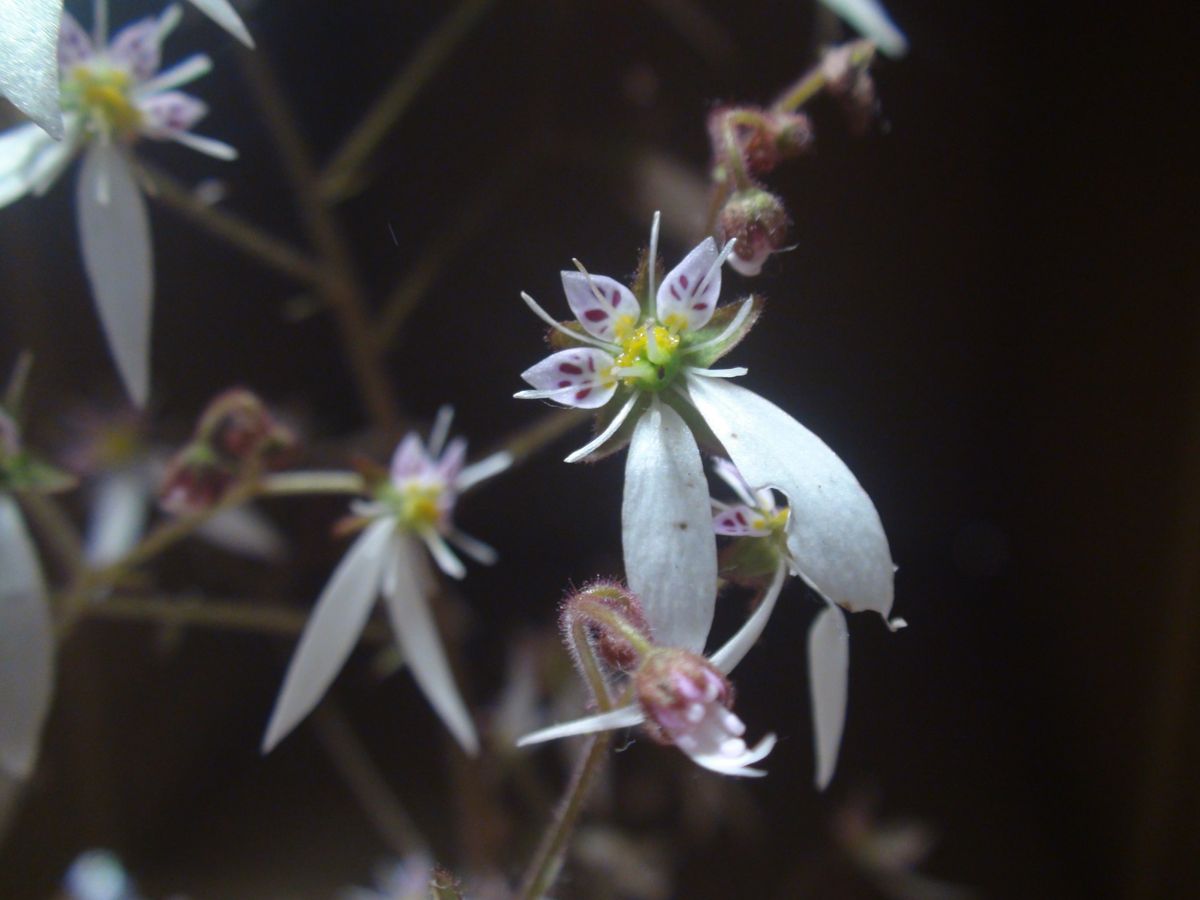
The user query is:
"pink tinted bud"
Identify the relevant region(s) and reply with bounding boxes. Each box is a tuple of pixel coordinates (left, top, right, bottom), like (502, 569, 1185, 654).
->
(634, 650, 749, 761)
(822, 44, 879, 135)
(196, 388, 295, 466)
(717, 189, 791, 276)
(158, 445, 233, 515)
(561, 581, 652, 672)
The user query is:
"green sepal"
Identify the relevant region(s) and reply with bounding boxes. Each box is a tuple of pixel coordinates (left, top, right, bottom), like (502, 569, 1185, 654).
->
(0, 453, 78, 495)
(718, 533, 786, 587)
(682, 294, 764, 368)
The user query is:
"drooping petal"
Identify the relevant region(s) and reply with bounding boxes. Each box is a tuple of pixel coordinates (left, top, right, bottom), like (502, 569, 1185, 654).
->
(622, 397, 717, 652)
(517, 705, 645, 746)
(709, 562, 787, 675)
(808, 603, 849, 790)
(197, 504, 286, 560)
(818, 0, 909, 58)
(84, 466, 150, 565)
(0, 122, 59, 207)
(0, 495, 54, 779)
(261, 517, 393, 752)
(0, 0, 64, 138)
(561, 270, 640, 342)
(687, 375, 895, 618)
(187, 0, 255, 48)
(689, 732, 777, 778)
(76, 143, 154, 407)
(517, 348, 617, 410)
(656, 237, 722, 333)
(380, 534, 478, 754)
(137, 91, 207, 139)
(712, 504, 772, 537)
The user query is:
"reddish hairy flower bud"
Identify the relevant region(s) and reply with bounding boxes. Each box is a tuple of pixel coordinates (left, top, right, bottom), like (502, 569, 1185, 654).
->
(717, 188, 791, 276)
(634, 649, 748, 759)
(822, 44, 879, 135)
(708, 106, 814, 180)
(560, 581, 652, 673)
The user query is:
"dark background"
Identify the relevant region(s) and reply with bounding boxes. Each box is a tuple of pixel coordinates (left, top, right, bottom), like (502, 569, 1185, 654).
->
(1, 0, 1196, 897)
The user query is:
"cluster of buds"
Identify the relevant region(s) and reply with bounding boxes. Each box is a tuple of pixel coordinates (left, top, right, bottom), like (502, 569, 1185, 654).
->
(159, 388, 294, 514)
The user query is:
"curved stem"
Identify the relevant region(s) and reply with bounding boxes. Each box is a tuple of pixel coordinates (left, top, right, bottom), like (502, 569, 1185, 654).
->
(772, 39, 876, 113)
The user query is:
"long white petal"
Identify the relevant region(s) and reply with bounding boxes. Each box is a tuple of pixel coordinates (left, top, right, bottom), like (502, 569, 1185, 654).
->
(261, 518, 393, 752)
(0, 496, 54, 778)
(0, 0, 64, 137)
(819, 0, 909, 58)
(687, 375, 895, 618)
(84, 468, 150, 565)
(709, 563, 787, 675)
(380, 535, 478, 755)
(197, 504, 286, 560)
(76, 144, 154, 407)
(517, 705, 645, 746)
(622, 397, 717, 652)
(187, 0, 255, 48)
(808, 603, 849, 790)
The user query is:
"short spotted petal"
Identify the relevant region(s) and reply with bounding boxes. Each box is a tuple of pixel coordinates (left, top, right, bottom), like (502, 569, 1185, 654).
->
(561, 270, 639, 342)
(713, 504, 772, 537)
(518, 348, 616, 410)
(57, 11, 94, 72)
(108, 15, 168, 82)
(138, 91, 207, 140)
(656, 237, 721, 333)
(390, 433, 429, 483)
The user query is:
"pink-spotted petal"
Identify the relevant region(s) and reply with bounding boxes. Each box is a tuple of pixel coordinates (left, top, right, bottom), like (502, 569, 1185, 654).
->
(390, 433, 430, 483)
(57, 12, 94, 72)
(137, 91, 208, 139)
(518, 348, 616, 410)
(108, 16, 167, 82)
(713, 504, 772, 537)
(434, 436, 467, 484)
(656, 237, 721, 333)
(561, 271, 640, 342)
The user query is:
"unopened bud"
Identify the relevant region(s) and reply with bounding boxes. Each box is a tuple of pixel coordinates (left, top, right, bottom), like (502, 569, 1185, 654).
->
(708, 106, 815, 179)
(717, 188, 790, 276)
(634, 649, 747, 758)
(561, 581, 652, 673)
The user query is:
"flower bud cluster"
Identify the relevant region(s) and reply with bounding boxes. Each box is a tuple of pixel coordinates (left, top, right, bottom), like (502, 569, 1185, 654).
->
(560, 582, 653, 674)
(159, 388, 294, 514)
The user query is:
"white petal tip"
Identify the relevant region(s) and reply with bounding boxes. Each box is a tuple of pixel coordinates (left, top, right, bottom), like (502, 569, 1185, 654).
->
(886, 616, 907, 631)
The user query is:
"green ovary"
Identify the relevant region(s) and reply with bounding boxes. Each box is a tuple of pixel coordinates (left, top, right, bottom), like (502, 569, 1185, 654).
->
(613, 323, 685, 392)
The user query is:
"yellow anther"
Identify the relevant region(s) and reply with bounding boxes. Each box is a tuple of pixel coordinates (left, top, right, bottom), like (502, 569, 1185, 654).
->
(398, 483, 444, 530)
(70, 68, 142, 138)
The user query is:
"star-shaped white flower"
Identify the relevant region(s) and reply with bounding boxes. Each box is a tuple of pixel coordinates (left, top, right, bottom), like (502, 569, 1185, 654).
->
(0, 1, 238, 405)
(0, 0, 253, 141)
(262, 408, 511, 756)
(517, 566, 788, 778)
(516, 214, 896, 662)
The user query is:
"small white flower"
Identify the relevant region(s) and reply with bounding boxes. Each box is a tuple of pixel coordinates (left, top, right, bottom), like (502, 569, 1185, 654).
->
(518, 566, 787, 778)
(517, 215, 896, 662)
(0, 1, 238, 406)
(262, 408, 511, 756)
(818, 0, 909, 58)
(0, 0, 253, 141)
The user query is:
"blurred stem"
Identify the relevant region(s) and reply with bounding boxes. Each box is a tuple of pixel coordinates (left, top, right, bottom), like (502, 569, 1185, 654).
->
(319, 0, 497, 201)
(376, 145, 531, 346)
(495, 408, 590, 468)
(17, 492, 84, 578)
(84, 593, 392, 643)
(260, 470, 364, 496)
(142, 164, 325, 287)
(239, 49, 400, 431)
(772, 39, 875, 113)
(516, 730, 613, 900)
(311, 702, 429, 858)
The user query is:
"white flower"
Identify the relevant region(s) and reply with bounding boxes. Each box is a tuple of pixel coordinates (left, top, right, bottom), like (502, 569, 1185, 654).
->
(516, 215, 895, 659)
(0, 0, 253, 141)
(711, 457, 903, 789)
(262, 408, 511, 756)
(818, 0, 909, 59)
(0, 1, 237, 405)
(517, 566, 788, 778)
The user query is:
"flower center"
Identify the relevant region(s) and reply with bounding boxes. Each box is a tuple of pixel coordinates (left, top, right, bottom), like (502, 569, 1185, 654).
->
(613, 323, 683, 391)
(394, 481, 446, 533)
(753, 507, 790, 534)
(64, 66, 142, 139)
